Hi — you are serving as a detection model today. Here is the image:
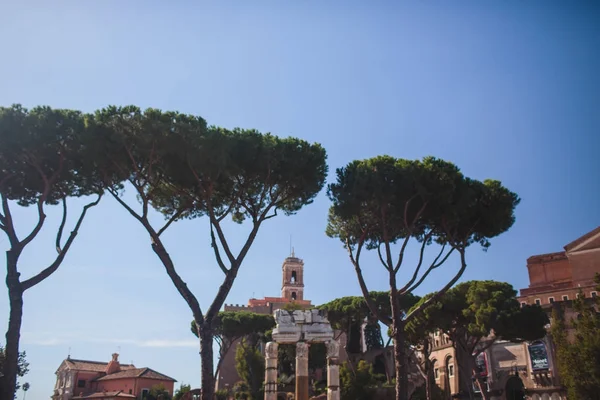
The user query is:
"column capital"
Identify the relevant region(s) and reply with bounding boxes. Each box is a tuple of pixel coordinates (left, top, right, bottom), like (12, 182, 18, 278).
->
(266, 341, 279, 359)
(326, 340, 340, 359)
(296, 341, 309, 359)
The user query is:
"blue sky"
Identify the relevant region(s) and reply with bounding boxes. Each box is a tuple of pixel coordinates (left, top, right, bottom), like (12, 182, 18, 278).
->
(1, 1, 599, 399)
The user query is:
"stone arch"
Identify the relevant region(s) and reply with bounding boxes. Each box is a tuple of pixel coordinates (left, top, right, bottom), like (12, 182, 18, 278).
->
(291, 292, 297, 300)
(291, 271, 297, 283)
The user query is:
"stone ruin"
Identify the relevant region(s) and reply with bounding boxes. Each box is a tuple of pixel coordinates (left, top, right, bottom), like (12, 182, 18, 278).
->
(265, 309, 339, 400)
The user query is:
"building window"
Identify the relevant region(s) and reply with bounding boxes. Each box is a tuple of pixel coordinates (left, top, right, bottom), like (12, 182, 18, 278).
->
(435, 340, 440, 347)
(591, 291, 597, 298)
(434, 368, 439, 380)
(129, 389, 132, 394)
(77, 380, 85, 388)
(535, 299, 541, 306)
(449, 364, 454, 377)
(521, 302, 526, 307)
(142, 389, 150, 399)
(576, 293, 584, 299)
(548, 297, 555, 304)
(562, 295, 569, 301)
(291, 292, 297, 300)
(291, 271, 297, 283)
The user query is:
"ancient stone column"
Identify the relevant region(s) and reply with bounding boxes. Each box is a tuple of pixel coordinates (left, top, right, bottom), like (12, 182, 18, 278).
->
(264, 342, 279, 400)
(296, 341, 310, 400)
(326, 340, 340, 400)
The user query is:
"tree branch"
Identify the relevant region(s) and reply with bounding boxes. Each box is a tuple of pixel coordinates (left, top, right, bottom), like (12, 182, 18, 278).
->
(347, 237, 393, 326)
(377, 242, 387, 267)
(1, 194, 19, 247)
(55, 198, 68, 253)
(108, 188, 144, 223)
(22, 194, 103, 291)
(18, 194, 47, 250)
(128, 178, 149, 219)
(209, 215, 236, 265)
(262, 208, 278, 220)
(404, 248, 466, 323)
(405, 247, 455, 294)
(157, 208, 186, 237)
(399, 240, 444, 294)
(205, 212, 267, 320)
(393, 235, 411, 274)
(210, 223, 229, 274)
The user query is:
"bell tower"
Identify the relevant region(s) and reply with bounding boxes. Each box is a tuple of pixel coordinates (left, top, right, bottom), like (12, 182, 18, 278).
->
(281, 250, 304, 301)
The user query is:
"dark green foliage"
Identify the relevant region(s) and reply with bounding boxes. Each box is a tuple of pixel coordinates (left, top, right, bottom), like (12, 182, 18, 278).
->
(326, 156, 519, 252)
(145, 383, 172, 400)
(411, 281, 548, 344)
(309, 342, 327, 372)
(0, 105, 102, 205)
(411, 281, 548, 398)
(1, 104, 105, 400)
(340, 360, 377, 400)
(173, 384, 191, 400)
(326, 156, 519, 400)
(364, 323, 384, 350)
(319, 292, 419, 353)
(190, 311, 275, 380)
(88, 105, 327, 400)
(190, 312, 275, 344)
(277, 344, 295, 376)
(235, 340, 265, 400)
(89, 106, 327, 226)
(0, 346, 29, 393)
(551, 274, 600, 400)
(215, 389, 228, 400)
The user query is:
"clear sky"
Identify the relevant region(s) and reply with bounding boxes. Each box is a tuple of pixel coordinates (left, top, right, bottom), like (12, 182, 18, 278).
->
(1, 1, 599, 399)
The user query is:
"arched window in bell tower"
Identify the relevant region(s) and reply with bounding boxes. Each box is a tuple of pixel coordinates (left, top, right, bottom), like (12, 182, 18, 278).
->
(291, 292, 297, 300)
(291, 271, 297, 283)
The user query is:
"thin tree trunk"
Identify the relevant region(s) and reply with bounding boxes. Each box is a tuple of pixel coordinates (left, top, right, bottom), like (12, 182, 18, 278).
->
(393, 323, 408, 400)
(425, 370, 432, 400)
(456, 351, 475, 400)
(199, 326, 215, 400)
(3, 250, 23, 400)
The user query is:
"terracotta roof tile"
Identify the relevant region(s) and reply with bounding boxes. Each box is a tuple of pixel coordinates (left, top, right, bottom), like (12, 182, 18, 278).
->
(64, 359, 136, 372)
(95, 367, 176, 382)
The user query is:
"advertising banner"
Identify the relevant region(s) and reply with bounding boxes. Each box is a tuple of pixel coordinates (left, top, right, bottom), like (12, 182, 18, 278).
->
(528, 342, 549, 371)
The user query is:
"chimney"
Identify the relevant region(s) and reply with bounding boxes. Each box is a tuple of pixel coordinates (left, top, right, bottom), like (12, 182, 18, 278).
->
(105, 353, 121, 375)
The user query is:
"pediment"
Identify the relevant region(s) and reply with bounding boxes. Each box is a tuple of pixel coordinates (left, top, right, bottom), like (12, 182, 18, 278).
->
(55, 359, 69, 374)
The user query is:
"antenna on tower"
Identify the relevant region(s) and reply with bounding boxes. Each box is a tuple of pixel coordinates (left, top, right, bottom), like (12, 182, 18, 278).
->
(289, 234, 292, 256)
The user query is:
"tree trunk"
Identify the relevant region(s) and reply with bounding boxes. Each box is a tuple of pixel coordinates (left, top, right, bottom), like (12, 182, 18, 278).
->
(3, 250, 23, 400)
(393, 323, 408, 400)
(425, 371, 432, 400)
(199, 326, 215, 400)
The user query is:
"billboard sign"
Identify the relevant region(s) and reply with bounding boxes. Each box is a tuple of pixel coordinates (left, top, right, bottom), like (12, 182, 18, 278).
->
(528, 341, 549, 371)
